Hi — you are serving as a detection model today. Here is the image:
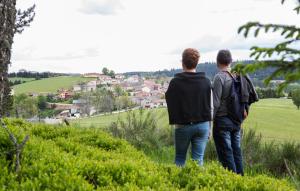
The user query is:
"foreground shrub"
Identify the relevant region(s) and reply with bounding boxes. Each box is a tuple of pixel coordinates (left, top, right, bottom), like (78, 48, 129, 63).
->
(0, 119, 295, 190)
(107, 110, 300, 186)
(108, 109, 172, 150)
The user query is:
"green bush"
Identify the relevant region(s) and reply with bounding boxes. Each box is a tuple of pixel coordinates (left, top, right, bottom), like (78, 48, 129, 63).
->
(107, 109, 172, 150)
(106, 110, 300, 187)
(0, 119, 296, 190)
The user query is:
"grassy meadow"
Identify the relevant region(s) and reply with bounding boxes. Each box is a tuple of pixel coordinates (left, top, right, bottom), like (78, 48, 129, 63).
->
(73, 99, 300, 142)
(12, 76, 95, 94)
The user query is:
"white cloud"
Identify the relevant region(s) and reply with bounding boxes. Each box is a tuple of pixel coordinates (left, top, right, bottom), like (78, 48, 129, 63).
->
(10, 0, 300, 73)
(79, 0, 123, 15)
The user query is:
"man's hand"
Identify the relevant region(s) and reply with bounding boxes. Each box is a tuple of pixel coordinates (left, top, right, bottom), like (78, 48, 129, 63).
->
(208, 121, 213, 140)
(244, 110, 248, 119)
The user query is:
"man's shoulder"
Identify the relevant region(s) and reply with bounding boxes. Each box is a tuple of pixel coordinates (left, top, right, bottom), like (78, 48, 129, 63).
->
(213, 72, 225, 82)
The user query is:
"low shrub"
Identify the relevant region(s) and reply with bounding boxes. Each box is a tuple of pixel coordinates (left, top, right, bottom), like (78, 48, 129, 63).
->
(0, 119, 295, 190)
(107, 109, 172, 150)
(106, 110, 300, 187)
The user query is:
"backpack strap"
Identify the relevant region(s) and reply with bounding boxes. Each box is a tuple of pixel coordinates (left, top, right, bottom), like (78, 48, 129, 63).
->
(222, 71, 235, 79)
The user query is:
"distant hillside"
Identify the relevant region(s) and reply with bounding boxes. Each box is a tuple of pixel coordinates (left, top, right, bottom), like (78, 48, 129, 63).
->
(125, 60, 277, 81)
(12, 76, 94, 94)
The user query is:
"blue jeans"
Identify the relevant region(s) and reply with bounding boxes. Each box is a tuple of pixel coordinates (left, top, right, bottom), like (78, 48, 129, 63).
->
(213, 116, 244, 175)
(174, 122, 210, 166)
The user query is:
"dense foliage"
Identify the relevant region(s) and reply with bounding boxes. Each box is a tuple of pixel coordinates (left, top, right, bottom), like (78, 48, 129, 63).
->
(256, 88, 285, 99)
(291, 88, 300, 109)
(13, 94, 38, 118)
(0, 119, 295, 190)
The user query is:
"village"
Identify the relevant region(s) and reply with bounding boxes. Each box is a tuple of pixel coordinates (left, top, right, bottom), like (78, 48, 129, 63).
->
(23, 72, 169, 123)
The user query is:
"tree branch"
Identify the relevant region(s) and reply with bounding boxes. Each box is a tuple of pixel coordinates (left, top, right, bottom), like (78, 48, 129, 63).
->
(14, 4, 36, 34)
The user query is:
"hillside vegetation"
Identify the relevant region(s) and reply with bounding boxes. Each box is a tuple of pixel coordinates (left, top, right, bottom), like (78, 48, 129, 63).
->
(9, 77, 35, 83)
(74, 99, 300, 142)
(12, 76, 94, 94)
(0, 119, 295, 190)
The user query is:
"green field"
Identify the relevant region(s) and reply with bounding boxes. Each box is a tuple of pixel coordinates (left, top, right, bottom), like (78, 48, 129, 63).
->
(73, 99, 300, 142)
(243, 98, 300, 142)
(12, 76, 95, 94)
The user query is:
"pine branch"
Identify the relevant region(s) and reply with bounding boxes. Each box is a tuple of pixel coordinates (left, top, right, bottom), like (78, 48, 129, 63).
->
(235, 2, 300, 91)
(14, 4, 36, 34)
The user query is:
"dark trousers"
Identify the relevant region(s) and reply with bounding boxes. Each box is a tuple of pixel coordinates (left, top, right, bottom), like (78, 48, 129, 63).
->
(213, 116, 244, 175)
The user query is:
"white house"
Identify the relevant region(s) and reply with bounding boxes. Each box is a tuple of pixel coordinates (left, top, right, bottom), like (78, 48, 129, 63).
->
(141, 99, 154, 108)
(73, 84, 82, 92)
(115, 74, 125, 80)
(125, 75, 140, 83)
(142, 86, 151, 93)
(85, 80, 97, 91)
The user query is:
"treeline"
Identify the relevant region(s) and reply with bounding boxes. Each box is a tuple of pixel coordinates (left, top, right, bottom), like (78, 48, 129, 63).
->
(256, 88, 285, 99)
(9, 80, 27, 86)
(8, 70, 73, 79)
(125, 60, 278, 81)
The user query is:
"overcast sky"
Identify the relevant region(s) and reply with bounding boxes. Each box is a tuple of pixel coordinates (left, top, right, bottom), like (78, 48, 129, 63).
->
(11, 0, 299, 73)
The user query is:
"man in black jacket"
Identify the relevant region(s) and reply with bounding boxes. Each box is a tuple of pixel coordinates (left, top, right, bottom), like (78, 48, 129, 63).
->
(165, 48, 213, 166)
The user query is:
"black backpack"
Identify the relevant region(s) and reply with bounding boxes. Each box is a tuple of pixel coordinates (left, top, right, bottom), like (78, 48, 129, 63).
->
(225, 71, 246, 125)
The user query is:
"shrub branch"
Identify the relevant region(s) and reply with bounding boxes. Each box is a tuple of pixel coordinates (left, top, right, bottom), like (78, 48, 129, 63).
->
(0, 117, 29, 174)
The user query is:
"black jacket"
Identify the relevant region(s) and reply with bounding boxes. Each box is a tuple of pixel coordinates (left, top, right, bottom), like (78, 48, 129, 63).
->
(240, 74, 259, 113)
(165, 72, 212, 125)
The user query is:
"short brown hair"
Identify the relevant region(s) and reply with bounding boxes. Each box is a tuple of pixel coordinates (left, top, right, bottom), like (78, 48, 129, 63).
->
(182, 48, 200, 69)
(217, 50, 232, 66)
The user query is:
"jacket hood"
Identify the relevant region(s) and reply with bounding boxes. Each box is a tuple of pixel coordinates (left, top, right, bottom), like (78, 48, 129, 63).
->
(175, 72, 206, 80)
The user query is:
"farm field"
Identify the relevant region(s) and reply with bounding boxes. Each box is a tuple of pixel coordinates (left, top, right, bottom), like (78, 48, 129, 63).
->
(243, 98, 300, 142)
(12, 76, 95, 94)
(73, 99, 300, 142)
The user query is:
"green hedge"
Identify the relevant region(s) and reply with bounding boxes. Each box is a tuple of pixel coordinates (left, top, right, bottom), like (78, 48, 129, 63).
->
(0, 119, 295, 190)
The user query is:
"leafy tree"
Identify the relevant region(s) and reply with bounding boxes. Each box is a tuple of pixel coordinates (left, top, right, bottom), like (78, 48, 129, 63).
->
(102, 67, 109, 75)
(79, 92, 94, 116)
(109, 70, 115, 78)
(114, 85, 124, 97)
(255, 88, 285, 99)
(291, 88, 300, 109)
(235, 0, 300, 91)
(13, 94, 38, 118)
(0, 1, 35, 116)
(115, 95, 132, 110)
(37, 95, 47, 111)
(102, 67, 116, 78)
(101, 94, 115, 113)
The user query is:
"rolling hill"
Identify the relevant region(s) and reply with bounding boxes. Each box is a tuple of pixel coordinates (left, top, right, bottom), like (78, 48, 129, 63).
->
(12, 76, 95, 94)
